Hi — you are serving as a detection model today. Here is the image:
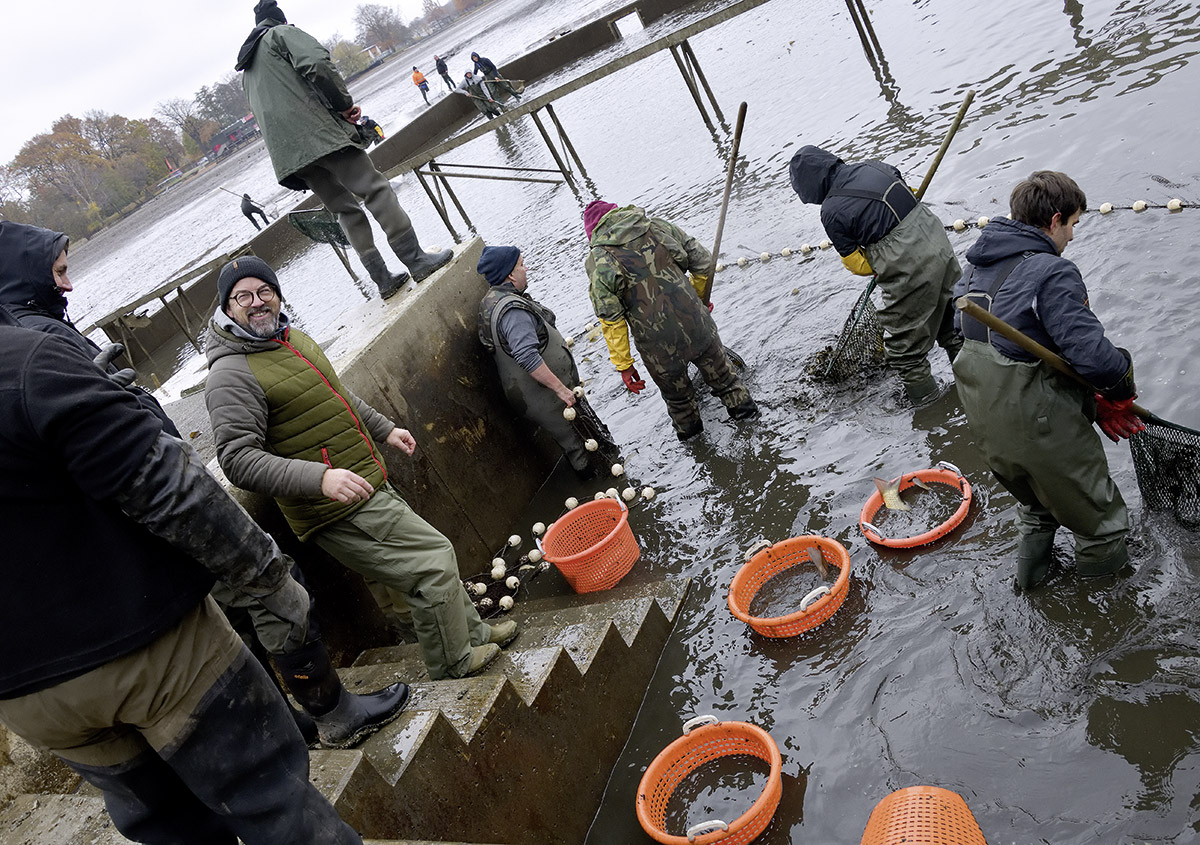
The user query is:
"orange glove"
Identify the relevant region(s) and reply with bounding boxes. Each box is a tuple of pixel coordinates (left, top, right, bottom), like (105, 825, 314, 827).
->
(1095, 394, 1145, 442)
(620, 366, 646, 394)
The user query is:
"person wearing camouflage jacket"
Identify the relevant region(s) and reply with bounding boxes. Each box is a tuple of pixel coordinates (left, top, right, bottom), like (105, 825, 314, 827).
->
(584, 201, 757, 440)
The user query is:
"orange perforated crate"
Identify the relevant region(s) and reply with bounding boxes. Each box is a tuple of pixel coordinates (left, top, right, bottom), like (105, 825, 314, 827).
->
(541, 498, 639, 593)
(637, 717, 782, 845)
(860, 786, 986, 845)
(728, 536, 851, 637)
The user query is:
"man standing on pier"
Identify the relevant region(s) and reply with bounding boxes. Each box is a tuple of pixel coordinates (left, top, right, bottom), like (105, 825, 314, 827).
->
(471, 51, 522, 101)
(236, 0, 451, 299)
(953, 171, 1141, 589)
(789, 145, 962, 406)
(434, 55, 454, 91)
(584, 200, 758, 441)
(205, 256, 518, 681)
(456, 70, 504, 119)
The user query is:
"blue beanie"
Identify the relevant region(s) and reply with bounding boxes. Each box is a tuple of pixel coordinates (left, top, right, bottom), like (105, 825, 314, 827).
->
(477, 245, 520, 286)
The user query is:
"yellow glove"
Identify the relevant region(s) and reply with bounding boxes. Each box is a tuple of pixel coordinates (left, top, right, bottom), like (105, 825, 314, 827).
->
(841, 248, 874, 276)
(599, 318, 635, 371)
(688, 273, 709, 299)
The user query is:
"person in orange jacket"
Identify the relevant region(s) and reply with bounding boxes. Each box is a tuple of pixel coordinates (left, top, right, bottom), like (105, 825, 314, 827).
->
(412, 67, 430, 105)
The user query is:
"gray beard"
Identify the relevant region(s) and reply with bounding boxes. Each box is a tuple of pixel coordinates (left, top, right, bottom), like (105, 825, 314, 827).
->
(237, 312, 281, 339)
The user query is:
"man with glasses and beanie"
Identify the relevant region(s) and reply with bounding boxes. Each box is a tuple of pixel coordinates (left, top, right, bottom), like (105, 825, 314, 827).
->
(236, 0, 452, 298)
(205, 256, 518, 681)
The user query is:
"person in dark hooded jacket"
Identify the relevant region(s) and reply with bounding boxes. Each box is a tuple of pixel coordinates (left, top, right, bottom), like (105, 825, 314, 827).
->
(235, 0, 451, 298)
(0, 221, 179, 436)
(471, 52, 521, 100)
(241, 193, 271, 229)
(789, 145, 962, 405)
(953, 171, 1141, 589)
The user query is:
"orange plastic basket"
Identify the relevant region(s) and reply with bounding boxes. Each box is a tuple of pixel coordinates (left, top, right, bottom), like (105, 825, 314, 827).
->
(859, 462, 972, 549)
(860, 786, 986, 844)
(637, 716, 782, 845)
(727, 536, 851, 637)
(540, 498, 640, 593)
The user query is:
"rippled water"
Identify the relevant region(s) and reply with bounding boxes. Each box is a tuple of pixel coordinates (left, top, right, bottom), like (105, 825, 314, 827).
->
(72, 0, 1200, 840)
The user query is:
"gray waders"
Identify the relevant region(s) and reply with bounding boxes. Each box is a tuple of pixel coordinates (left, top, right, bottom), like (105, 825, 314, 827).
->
(486, 293, 590, 472)
(865, 203, 963, 404)
(953, 340, 1130, 587)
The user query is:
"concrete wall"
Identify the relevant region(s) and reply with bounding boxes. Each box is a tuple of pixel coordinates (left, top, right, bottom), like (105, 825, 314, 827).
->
(212, 238, 563, 663)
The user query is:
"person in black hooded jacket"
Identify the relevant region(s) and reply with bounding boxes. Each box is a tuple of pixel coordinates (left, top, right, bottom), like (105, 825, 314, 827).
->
(0, 220, 180, 436)
(0, 305, 363, 844)
(789, 145, 962, 405)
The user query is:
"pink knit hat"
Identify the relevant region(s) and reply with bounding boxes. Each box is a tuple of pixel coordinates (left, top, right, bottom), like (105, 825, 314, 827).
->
(583, 200, 618, 241)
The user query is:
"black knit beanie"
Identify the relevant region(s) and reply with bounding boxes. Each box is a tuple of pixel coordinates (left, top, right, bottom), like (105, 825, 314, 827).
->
(254, 0, 287, 25)
(218, 256, 281, 310)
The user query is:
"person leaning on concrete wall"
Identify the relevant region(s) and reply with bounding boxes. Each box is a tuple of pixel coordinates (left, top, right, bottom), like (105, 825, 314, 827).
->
(953, 171, 1143, 590)
(789, 145, 963, 406)
(456, 70, 504, 119)
(204, 256, 519, 680)
(0, 221, 180, 437)
(236, 0, 451, 299)
(584, 200, 758, 441)
(477, 245, 606, 478)
(0, 306, 363, 844)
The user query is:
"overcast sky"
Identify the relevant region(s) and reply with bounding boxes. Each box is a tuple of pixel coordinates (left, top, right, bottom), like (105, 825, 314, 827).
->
(1, 0, 425, 165)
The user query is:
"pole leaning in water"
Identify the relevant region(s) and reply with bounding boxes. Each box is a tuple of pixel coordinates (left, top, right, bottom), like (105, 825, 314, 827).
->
(915, 89, 975, 200)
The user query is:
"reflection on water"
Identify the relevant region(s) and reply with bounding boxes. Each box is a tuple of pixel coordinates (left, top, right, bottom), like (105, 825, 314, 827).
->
(69, 0, 1200, 840)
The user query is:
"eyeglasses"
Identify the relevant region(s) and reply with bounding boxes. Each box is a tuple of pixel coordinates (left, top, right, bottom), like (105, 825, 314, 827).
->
(232, 285, 277, 308)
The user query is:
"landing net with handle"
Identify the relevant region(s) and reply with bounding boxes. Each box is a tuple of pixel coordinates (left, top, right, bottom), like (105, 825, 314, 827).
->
(816, 281, 885, 382)
(288, 209, 349, 246)
(1130, 416, 1200, 529)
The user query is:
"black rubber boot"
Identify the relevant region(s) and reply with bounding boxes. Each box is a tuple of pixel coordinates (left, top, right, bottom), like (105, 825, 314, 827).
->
(1077, 538, 1130, 578)
(274, 640, 409, 749)
(676, 418, 704, 441)
(728, 398, 760, 421)
(389, 227, 453, 282)
(361, 249, 410, 299)
(312, 682, 410, 749)
(905, 375, 946, 407)
(1016, 532, 1055, 590)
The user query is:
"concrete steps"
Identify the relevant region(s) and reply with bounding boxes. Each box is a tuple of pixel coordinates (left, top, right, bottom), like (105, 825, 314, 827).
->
(0, 578, 689, 845)
(318, 579, 689, 843)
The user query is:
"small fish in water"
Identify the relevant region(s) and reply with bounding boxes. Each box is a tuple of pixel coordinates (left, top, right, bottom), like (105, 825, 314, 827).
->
(873, 475, 910, 511)
(807, 546, 830, 580)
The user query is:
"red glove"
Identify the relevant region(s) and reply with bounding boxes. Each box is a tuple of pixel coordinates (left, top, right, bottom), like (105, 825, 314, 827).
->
(707, 301, 714, 313)
(620, 366, 646, 394)
(1095, 394, 1145, 442)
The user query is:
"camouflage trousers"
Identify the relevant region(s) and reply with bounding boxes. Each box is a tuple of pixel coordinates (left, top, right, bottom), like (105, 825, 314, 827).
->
(644, 339, 755, 436)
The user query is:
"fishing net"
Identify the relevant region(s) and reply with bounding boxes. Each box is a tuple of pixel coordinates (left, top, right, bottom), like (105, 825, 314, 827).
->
(288, 209, 349, 246)
(812, 283, 885, 382)
(1129, 418, 1200, 528)
(571, 393, 621, 470)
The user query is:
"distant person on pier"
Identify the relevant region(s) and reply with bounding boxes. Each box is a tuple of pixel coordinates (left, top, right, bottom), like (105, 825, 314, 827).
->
(241, 192, 271, 230)
(205, 256, 519, 681)
(477, 245, 610, 478)
(583, 201, 758, 441)
(471, 51, 522, 101)
(789, 145, 962, 406)
(412, 66, 431, 105)
(0, 305, 364, 844)
(953, 171, 1141, 589)
(434, 54, 454, 90)
(0, 221, 179, 436)
(236, 0, 451, 299)
(456, 70, 504, 118)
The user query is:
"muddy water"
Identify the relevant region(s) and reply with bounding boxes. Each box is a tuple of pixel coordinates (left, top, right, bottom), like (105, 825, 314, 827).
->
(72, 0, 1200, 840)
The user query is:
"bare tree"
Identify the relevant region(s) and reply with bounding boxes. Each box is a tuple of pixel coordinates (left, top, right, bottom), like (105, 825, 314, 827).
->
(154, 98, 207, 155)
(354, 4, 409, 51)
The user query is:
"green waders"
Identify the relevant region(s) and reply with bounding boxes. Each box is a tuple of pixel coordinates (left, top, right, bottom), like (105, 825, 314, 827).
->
(865, 203, 963, 403)
(953, 340, 1130, 584)
(311, 485, 489, 679)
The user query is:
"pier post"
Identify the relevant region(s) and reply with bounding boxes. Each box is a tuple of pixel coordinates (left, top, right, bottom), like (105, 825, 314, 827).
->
(679, 40, 725, 124)
(414, 168, 462, 242)
(543, 103, 591, 183)
(429, 160, 475, 233)
(528, 110, 579, 193)
(669, 44, 714, 130)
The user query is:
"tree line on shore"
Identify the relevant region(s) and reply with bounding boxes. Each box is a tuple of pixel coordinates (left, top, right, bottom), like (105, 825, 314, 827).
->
(0, 0, 485, 240)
